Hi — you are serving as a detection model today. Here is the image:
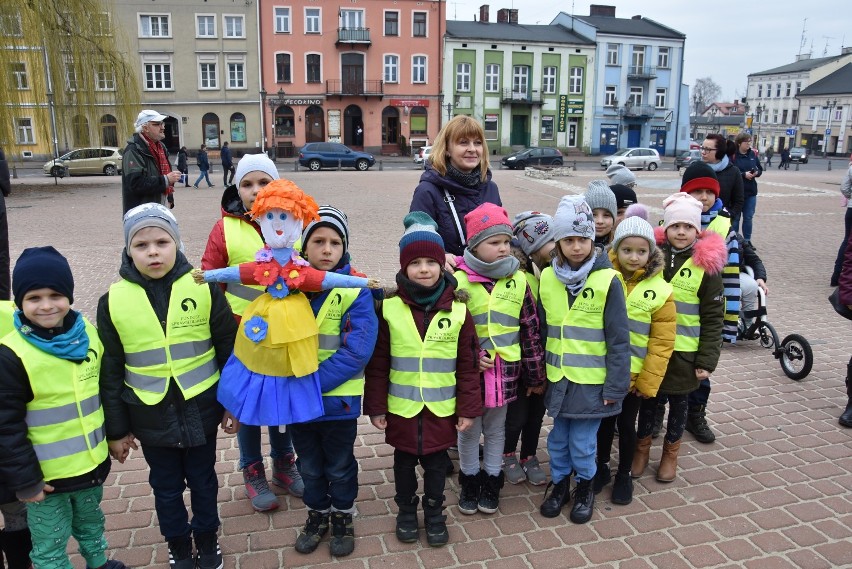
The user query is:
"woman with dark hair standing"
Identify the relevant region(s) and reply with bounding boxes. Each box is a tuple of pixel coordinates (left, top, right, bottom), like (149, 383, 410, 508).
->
(409, 116, 501, 267)
(701, 134, 744, 221)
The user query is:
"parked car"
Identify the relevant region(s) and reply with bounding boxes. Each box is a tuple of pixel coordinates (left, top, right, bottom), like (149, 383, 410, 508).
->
(789, 147, 808, 163)
(43, 147, 123, 177)
(501, 147, 564, 170)
(675, 149, 702, 169)
(600, 147, 661, 171)
(298, 142, 375, 171)
(413, 145, 433, 164)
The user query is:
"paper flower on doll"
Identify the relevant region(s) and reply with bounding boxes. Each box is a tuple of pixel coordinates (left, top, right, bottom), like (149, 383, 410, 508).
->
(243, 315, 268, 343)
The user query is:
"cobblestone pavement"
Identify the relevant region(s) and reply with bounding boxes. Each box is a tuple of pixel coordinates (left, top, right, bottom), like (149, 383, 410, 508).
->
(7, 164, 852, 568)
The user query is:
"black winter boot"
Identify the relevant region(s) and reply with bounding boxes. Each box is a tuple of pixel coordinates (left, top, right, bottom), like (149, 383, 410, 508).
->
(539, 476, 571, 518)
(569, 479, 595, 524)
(477, 471, 504, 514)
(457, 471, 481, 515)
(295, 510, 330, 554)
(592, 463, 611, 494)
(1, 528, 33, 569)
(651, 402, 666, 439)
(329, 511, 355, 557)
(423, 495, 449, 547)
(394, 496, 420, 543)
(686, 404, 716, 443)
(840, 367, 852, 428)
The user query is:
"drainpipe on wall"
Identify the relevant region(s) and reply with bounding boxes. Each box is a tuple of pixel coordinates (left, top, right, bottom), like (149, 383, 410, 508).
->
(257, 0, 265, 154)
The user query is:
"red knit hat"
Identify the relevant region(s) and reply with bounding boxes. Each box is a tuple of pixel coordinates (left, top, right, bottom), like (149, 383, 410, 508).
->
(680, 162, 720, 197)
(464, 203, 513, 251)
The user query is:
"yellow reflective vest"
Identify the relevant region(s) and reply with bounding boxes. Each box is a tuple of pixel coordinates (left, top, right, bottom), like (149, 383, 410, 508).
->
(454, 271, 525, 361)
(624, 274, 673, 374)
(0, 300, 16, 337)
(108, 273, 220, 405)
(706, 213, 731, 238)
(539, 267, 618, 384)
(524, 272, 540, 303)
(316, 288, 364, 396)
(668, 258, 705, 352)
(2, 319, 108, 481)
(223, 216, 266, 317)
(383, 296, 465, 418)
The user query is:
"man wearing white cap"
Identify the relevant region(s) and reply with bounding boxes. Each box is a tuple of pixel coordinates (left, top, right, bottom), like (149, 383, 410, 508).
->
(122, 109, 183, 214)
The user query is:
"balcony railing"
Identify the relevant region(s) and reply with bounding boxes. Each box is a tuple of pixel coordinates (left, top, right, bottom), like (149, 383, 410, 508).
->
(336, 27, 371, 45)
(326, 79, 384, 97)
(627, 65, 657, 79)
(622, 104, 658, 118)
(501, 89, 543, 105)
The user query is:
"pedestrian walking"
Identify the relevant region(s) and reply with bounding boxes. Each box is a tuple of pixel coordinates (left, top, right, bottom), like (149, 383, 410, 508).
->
(194, 144, 214, 188)
(221, 142, 235, 187)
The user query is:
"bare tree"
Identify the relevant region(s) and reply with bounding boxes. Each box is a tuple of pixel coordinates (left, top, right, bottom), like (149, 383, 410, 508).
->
(691, 77, 722, 116)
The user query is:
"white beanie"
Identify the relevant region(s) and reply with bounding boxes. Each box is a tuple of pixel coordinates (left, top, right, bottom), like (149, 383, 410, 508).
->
(552, 195, 595, 242)
(662, 192, 703, 231)
(233, 154, 279, 188)
(612, 215, 656, 253)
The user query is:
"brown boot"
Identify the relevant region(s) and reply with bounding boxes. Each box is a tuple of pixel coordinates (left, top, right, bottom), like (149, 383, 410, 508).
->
(656, 439, 681, 482)
(631, 435, 652, 479)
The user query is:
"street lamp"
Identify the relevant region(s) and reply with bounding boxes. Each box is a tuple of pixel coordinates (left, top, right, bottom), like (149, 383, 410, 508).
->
(444, 101, 454, 121)
(259, 88, 267, 153)
(613, 97, 621, 148)
(755, 104, 764, 148)
(825, 98, 838, 157)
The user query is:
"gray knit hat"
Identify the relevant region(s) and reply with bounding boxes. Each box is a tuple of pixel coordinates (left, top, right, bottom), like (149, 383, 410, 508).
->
(513, 211, 554, 256)
(584, 180, 618, 221)
(552, 195, 595, 242)
(123, 202, 181, 249)
(612, 215, 656, 253)
(302, 205, 350, 255)
(606, 164, 637, 187)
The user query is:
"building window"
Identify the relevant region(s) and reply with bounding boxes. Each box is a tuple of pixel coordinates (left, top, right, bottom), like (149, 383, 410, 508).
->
(569, 67, 583, 94)
(306, 54, 321, 83)
(791, 109, 798, 123)
(542, 66, 557, 94)
(786, 83, 791, 97)
(340, 10, 363, 29)
(795, 82, 801, 94)
(412, 56, 426, 83)
(10, 63, 27, 89)
(305, 8, 320, 33)
(757, 84, 762, 98)
(140, 15, 169, 37)
(276, 53, 291, 83)
(95, 64, 115, 91)
(456, 62, 471, 92)
(413, 12, 427, 37)
(773, 109, 779, 123)
(541, 116, 554, 140)
(657, 47, 670, 68)
(513, 65, 529, 97)
(197, 15, 215, 37)
(224, 15, 244, 38)
(145, 63, 172, 90)
(410, 107, 427, 135)
(230, 112, 247, 143)
(775, 83, 781, 97)
(228, 62, 245, 88)
(607, 43, 618, 65)
(655, 88, 667, 108)
(384, 55, 399, 83)
(0, 12, 23, 36)
(629, 86, 643, 106)
(101, 114, 118, 146)
(65, 59, 77, 91)
(274, 7, 290, 33)
(781, 109, 788, 124)
(631, 46, 646, 72)
(92, 13, 111, 36)
(484, 114, 498, 140)
(202, 112, 220, 148)
(385, 11, 399, 36)
(485, 64, 500, 92)
(15, 117, 34, 144)
(605, 85, 616, 107)
(199, 61, 217, 89)
(807, 106, 816, 120)
(835, 107, 843, 121)
(72, 115, 90, 147)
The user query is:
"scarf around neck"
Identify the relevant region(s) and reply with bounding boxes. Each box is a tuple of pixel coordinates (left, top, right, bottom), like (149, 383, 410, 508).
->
(552, 250, 597, 296)
(462, 249, 520, 280)
(701, 199, 724, 229)
(446, 163, 483, 188)
(13, 310, 89, 361)
(396, 271, 447, 310)
(142, 133, 173, 194)
(708, 155, 729, 173)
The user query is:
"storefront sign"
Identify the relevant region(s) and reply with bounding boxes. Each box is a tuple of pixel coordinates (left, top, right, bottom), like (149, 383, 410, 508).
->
(390, 99, 430, 107)
(558, 96, 567, 132)
(275, 98, 324, 106)
(566, 99, 584, 115)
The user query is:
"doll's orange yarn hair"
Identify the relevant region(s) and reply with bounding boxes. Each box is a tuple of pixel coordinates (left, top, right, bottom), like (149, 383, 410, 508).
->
(249, 179, 320, 227)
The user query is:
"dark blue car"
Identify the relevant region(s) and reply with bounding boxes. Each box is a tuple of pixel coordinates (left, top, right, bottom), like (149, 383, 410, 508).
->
(298, 142, 375, 171)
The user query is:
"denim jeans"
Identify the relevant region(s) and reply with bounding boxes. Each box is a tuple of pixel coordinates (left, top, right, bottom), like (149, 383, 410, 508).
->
(194, 169, 212, 187)
(289, 419, 358, 512)
(236, 425, 294, 469)
(143, 435, 220, 541)
(547, 416, 600, 483)
(734, 193, 758, 241)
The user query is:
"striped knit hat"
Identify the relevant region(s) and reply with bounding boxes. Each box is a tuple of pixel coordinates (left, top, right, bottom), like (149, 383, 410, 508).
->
(399, 211, 445, 269)
(302, 205, 350, 255)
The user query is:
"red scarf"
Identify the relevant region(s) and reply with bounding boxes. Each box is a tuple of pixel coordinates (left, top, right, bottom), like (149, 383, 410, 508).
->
(142, 134, 173, 195)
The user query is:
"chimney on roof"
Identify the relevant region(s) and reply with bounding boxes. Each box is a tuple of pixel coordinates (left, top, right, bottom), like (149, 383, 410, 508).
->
(479, 5, 489, 23)
(509, 9, 518, 23)
(589, 4, 616, 17)
(497, 8, 509, 23)
(632, 15, 642, 20)
(842, 46, 852, 54)
(795, 53, 811, 61)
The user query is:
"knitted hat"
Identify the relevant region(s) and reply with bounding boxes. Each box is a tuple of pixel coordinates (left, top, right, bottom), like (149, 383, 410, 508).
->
(233, 154, 279, 189)
(584, 180, 618, 220)
(399, 211, 446, 269)
(123, 202, 181, 248)
(606, 164, 637, 187)
(12, 246, 74, 308)
(612, 215, 656, 253)
(464, 203, 513, 251)
(662, 192, 703, 231)
(610, 184, 638, 210)
(552, 195, 595, 242)
(680, 161, 720, 197)
(513, 211, 554, 256)
(302, 205, 350, 255)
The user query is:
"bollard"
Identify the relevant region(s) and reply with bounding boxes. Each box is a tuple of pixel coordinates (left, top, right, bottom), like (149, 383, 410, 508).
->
(337, 159, 342, 171)
(379, 159, 383, 171)
(828, 160, 832, 171)
(293, 159, 298, 172)
(573, 160, 577, 171)
(673, 160, 678, 171)
(795, 161, 799, 171)
(12, 165, 17, 179)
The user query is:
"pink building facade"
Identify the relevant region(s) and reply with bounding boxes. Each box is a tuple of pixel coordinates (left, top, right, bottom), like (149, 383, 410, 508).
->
(259, 0, 445, 157)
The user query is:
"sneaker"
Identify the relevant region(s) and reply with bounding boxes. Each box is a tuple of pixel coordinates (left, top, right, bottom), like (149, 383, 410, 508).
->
(502, 453, 526, 485)
(521, 456, 547, 486)
(611, 472, 633, 505)
(329, 512, 355, 557)
(167, 536, 194, 569)
(272, 453, 305, 497)
(194, 532, 223, 569)
(592, 463, 611, 494)
(477, 471, 504, 514)
(242, 461, 279, 512)
(295, 510, 330, 554)
(569, 479, 595, 524)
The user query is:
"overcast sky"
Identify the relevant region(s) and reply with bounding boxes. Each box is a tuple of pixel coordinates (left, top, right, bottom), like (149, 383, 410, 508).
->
(447, 0, 849, 102)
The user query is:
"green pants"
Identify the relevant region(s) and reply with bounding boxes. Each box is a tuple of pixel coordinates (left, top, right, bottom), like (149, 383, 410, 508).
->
(26, 485, 108, 569)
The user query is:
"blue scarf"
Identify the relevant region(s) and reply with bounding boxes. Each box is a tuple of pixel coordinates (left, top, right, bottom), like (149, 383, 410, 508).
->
(701, 199, 725, 230)
(708, 155, 729, 173)
(13, 310, 90, 361)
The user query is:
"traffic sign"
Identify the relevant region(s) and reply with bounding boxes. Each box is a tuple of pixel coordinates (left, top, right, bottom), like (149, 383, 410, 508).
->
(826, 128, 832, 135)
(786, 128, 797, 135)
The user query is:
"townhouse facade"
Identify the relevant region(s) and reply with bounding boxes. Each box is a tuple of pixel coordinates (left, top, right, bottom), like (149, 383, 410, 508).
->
(551, 5, 687, 157)
(443, 7, 595, 155)
(795, 62, 852, 157)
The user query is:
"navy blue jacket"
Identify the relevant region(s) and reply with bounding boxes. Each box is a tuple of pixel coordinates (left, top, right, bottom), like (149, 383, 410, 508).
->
(734, 149, 763, 197)
(221, 146, 232, 168)
(197, 150, 210, 171)
(410, 163, 501, 256)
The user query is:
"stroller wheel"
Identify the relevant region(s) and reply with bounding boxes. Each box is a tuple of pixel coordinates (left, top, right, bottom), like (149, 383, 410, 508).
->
(779, 334, 813, 381)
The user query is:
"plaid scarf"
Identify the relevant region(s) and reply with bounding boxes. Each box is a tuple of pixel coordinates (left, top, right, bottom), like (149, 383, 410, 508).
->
(142, 134, 173, 195)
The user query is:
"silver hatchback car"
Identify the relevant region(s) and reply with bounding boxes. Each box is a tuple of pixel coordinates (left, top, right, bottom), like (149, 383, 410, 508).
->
(43, 147, 123, 177)
(600, 147, 661, 171)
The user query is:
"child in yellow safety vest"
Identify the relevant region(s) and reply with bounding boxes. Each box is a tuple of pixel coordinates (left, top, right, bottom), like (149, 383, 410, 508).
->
(632, 193, 726, 484)
(97, 204, 238, 569)
(452, 203, 545, 515)
(0, 247, 128, 569)
(595, 215, 676, 505)
(365, 212, 482, 547)
(201, 154, 305, 514)
(537, 195, 630, 524)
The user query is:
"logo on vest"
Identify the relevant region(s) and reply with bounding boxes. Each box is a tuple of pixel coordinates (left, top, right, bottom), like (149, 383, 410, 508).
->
(181, 298, 197, 312)
(581, 287, 595, 299)
(331, 293, 342, 306)
(437, 317, 452, 329)
(495, 281, 522, 305)
(427, 317, 457, 342)
(679, 267, 692, 279)
(643, 289, 657, 301)
(572, 287, 602, 313)
(85, 348, 98, 363)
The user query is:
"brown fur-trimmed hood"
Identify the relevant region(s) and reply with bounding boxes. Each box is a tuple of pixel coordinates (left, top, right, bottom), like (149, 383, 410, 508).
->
(608, 246, 664, 283)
